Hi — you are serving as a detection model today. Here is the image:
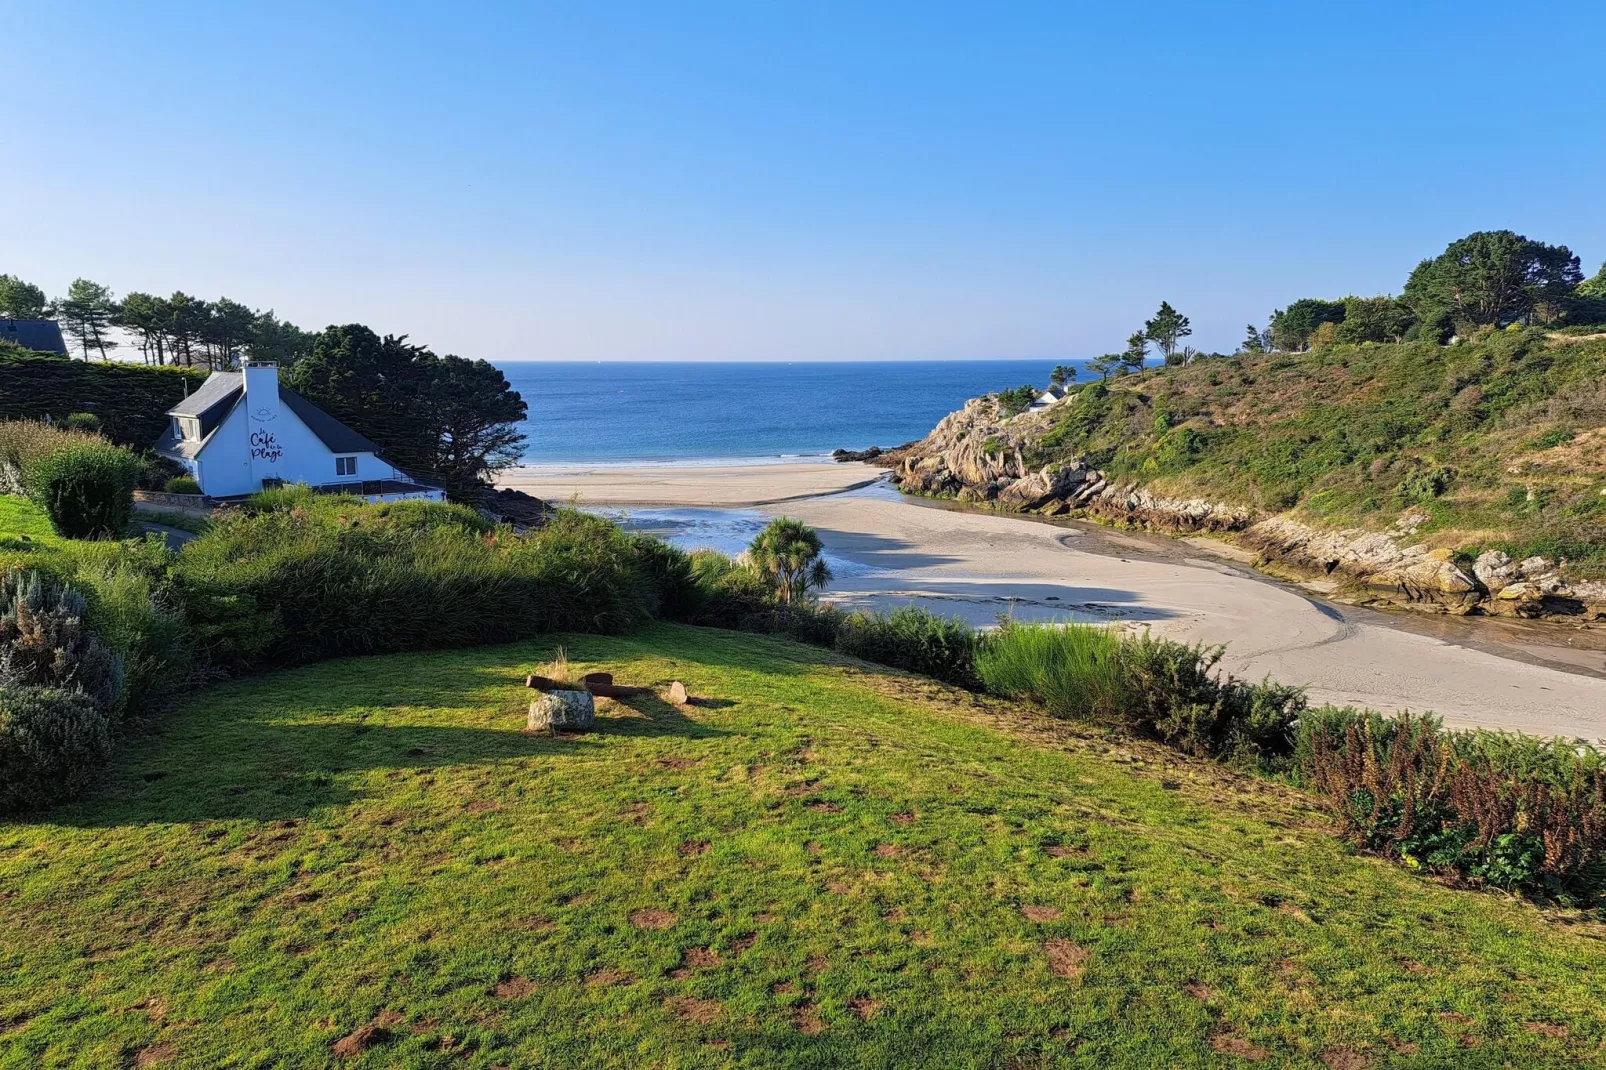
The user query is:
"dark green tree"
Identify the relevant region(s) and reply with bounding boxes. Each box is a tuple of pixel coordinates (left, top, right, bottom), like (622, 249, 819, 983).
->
(202, 298, 257, 367)
(1241, 323, 1268, 353)
(288, 324, 527, 499)
(1269, 299, 1345, 351)
(1402, 230, 1582, 328)
(1577, 261, 1606, 297)
(1142, 302, 1191, 363)
(1122, 331, 1149, 373)
(0, 274, 53, 319)
(1049, 364, 1077, 387)
(57, 279, 119, 361)
(1333, 295, 1414, 344)
(115, 292, 167, 364)
(1090, 353, 1122, 379)
(248, 311, 317, 366)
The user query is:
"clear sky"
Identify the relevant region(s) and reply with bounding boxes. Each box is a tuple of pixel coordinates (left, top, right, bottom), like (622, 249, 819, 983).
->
(7, 1, 1604, 362)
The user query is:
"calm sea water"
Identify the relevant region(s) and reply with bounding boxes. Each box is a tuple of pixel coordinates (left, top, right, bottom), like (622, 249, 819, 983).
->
(499, 360, 1093, 463)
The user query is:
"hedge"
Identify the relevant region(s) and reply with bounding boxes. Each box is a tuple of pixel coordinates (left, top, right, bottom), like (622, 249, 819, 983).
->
(0, 351, 208, 448)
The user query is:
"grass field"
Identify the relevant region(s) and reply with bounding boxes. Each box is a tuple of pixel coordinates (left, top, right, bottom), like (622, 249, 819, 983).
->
(0, 495, 60, 547)
(4, 625, 1606, 1067)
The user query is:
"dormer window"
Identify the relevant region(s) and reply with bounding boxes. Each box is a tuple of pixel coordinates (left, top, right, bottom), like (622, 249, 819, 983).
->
(336, 456, 358, 477)
(174, 416, 201, 441)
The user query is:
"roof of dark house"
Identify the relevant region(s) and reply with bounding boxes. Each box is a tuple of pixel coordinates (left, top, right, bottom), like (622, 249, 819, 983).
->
(0, 319, 68, 355)
(158, 371, 381, 457)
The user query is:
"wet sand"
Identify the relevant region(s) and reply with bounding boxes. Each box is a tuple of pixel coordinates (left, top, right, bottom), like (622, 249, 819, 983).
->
(503, 462, 1606, 739)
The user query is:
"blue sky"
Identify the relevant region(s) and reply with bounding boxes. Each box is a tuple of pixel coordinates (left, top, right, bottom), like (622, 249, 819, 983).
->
(6, 1, 1604, 362)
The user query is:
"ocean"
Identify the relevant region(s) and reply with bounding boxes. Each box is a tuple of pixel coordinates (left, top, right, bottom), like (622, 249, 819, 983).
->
(498, 359, 1095, 464)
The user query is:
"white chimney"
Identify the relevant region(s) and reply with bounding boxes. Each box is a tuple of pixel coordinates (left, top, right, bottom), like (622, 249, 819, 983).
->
(243, 361, 287, 486)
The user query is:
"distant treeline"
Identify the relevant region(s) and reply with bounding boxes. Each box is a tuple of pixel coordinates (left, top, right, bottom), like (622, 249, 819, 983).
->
(1248, 229, 1606, 354)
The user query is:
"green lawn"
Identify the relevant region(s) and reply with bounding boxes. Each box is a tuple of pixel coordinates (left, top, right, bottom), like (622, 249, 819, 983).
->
(4, 625, 1606, 1067)
(0, 495, 60, 547)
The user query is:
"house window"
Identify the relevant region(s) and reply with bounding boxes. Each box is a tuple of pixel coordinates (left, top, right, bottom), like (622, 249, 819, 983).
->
(336, 456, 358, 477)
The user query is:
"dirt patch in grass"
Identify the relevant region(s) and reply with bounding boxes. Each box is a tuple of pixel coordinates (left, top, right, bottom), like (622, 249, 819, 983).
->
(882, 907, 907, 922)
(847, 997, 882, 1021)
(794, 1004, 826, 1035)
(1043, 845, 1083, 858)
(826, 881, 853, 895)
(492, 977, 538, 1000)
(585, 968, 635, 987)
(665, 997, 722, 1024)
(872, 844, 902, 858)
(677, 840, 710, 856)
(1185, 982, 1216, 1003)
(805, 800, 844, 814)
(683, 947, 721, 968)
(514, 914, 552, 931)
(1209, 1033, 1269, 1061)
(1021, 905, 1063, 922)
(772, 982, 797, 995)
(629, 908, 677, 930)
(658, 757, 698, 770)
(1318, 1049, 1373, 1070)
(1044, 939, 1087, 979)
(889, 811, 917, 825)
(1523, 1022, 1569, 1038)
(134, 997, 168, 1022)
(331, 1011, 403, 1058)
(134, 1043, 175, 1067)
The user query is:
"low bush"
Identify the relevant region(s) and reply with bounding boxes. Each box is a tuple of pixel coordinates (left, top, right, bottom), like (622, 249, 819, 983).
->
(22, 442, 142, 539)
(974, 622, 1303, 766)
(628, 535, 704, 621)
(164, 476, 201, 495)
(0, 686, 112, 812)
(172, 494, 654, 669)
(1119, 633, 1303, 765)
(1, 569, 125, 711)
(835, 606, 980, 689)
(1296, 707, 1606, 898)
(61, 412, 101, 433)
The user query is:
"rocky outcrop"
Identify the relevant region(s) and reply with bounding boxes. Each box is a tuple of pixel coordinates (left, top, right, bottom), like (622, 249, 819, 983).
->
(889, 392, 1606, 623)
(889, 396, 1105, 515)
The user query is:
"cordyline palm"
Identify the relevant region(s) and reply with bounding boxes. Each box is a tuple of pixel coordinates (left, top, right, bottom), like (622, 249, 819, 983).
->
(748, 517, 832, 604)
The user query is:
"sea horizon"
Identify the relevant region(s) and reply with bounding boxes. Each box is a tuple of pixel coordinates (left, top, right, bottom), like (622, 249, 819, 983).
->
(499, 358, 1102, 464)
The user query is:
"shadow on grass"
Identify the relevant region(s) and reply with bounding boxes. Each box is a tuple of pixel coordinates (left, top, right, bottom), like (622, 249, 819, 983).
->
(37, 665, 728, 828)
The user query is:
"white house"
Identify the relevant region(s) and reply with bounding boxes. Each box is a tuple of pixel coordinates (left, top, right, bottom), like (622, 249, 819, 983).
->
(1027, 384, 1073, 412)
(154, 362, 445, 502)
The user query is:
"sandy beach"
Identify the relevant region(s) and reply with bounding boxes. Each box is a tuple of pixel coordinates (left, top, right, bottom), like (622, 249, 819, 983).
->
(503, 461, 1606, 739)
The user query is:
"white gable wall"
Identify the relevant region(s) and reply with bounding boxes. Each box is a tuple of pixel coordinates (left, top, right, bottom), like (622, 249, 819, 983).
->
(192, 398, 401, 497)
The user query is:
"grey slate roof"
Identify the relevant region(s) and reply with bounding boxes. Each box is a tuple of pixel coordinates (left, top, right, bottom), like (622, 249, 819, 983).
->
(0, 319, 68, 355)
(159, 371, 381, 457)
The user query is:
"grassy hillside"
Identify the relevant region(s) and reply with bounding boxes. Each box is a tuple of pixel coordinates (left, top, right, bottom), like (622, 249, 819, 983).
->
(1036, 330, 1606, 575)
(3, 626, 1605, 1067)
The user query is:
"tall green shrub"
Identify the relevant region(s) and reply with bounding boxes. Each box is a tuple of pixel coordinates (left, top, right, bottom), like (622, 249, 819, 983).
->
(23, 443, 142, 539)
(834, 606, 980, 689)
(0, 686, 111, 812)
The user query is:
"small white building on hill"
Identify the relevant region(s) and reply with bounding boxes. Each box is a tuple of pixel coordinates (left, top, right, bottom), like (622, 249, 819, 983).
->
(153, 362, 444, 502)
(1028, 384, 1073, 412)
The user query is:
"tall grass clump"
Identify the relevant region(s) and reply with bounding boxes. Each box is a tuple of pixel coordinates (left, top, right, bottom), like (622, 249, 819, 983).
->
(834, 606, 980, 689)
(975, 620, 1126, 721)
